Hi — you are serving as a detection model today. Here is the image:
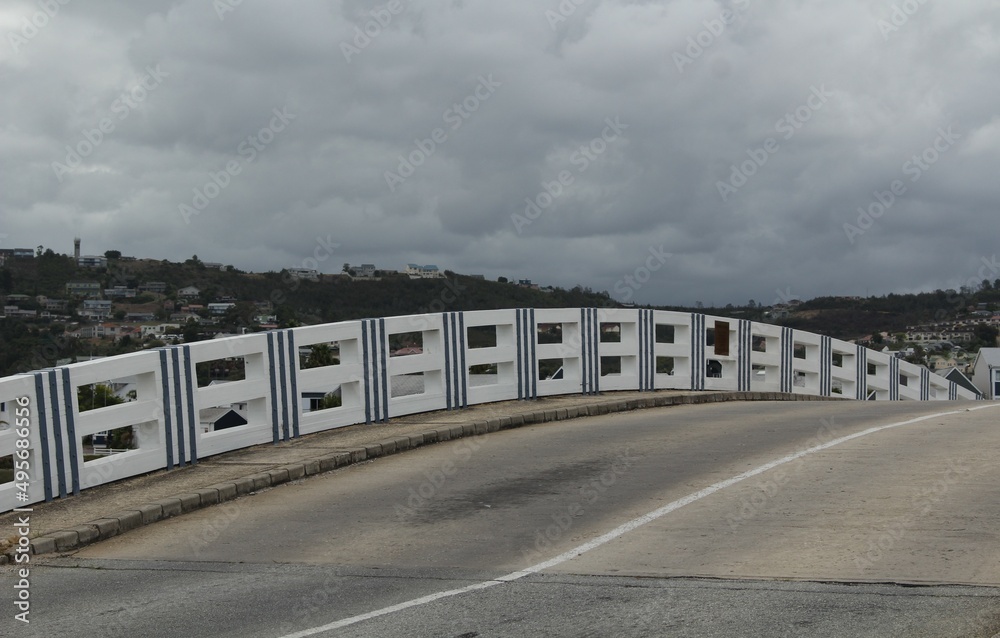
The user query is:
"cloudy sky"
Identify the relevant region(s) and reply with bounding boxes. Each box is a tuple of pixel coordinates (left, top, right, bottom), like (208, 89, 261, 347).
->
(1, 0, 998, 306)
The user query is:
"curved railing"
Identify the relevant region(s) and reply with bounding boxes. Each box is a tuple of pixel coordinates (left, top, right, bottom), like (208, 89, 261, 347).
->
(0, 308, 978, 513)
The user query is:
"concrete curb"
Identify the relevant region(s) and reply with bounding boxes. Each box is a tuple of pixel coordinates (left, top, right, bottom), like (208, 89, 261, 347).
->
(1, 391, 839, 563)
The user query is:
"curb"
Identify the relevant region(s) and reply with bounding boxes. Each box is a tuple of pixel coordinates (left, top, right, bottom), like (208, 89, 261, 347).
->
(1, 391, 838, 563)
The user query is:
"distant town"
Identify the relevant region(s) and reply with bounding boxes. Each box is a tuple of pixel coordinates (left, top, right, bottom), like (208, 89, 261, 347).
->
(1, 241, 998, 389)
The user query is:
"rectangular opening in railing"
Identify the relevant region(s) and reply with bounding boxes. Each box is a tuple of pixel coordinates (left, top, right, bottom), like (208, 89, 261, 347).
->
(467, 325, 498, 349)
(600, 323, 621, 343)
(655, 324, 675, 344)
(197, 356, 246, 386)
(601, 356, 622, 376)
(389, 331, 423, 357)
(298, 341, 343, 370)
(391, 372, 425, 397)
(537, 323, 562, 344)
(302, 385, 344, 413)
(0, 454, 13, 488)
(657, 356, 675, 375)
(539, 358, 563, 380)
(469, 363, 499, 387)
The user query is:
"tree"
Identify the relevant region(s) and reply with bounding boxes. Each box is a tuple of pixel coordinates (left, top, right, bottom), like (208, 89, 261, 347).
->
(77, 384, 125, 412)
(304, 343, 338, 368)
(319, 392, 342, 409)
(497, 276, 508, 283)
(105, 250, 122, 260)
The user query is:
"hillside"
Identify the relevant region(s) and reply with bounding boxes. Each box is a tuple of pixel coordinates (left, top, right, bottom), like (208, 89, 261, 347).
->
(1, 250, 998, 377)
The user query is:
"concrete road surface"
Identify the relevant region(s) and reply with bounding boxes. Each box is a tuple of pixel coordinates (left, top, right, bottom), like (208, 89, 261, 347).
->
(6, 400, 1000, 637)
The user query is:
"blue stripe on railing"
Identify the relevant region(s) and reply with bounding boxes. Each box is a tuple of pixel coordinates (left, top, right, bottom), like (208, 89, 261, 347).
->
(361, 320, 372, 423)
(277, 331, 290, 441)
(183, 345, 198, 463)
(459, 312, 468, 408)
(819, 336, 832, 397)
(780, 327, 793, 394)
(920, 368, 930, 401)
(267, 332, 281, 442)
(856, 345, 868, 400)
(287, 329, 300, 438)
(379, 318, 389, 421)
(690, 313, 705, 391)
(171, 347, 186, 464)
(60, 368, 80, 495)
(444, 313, 453, 410)
(889, 357, 900, 401)
(362, 318, 389, 423)
(47, 370, 66, 498)
(738, 320, 752, 392)
(158, 350, 176, 466)
(33, 372, 52, 502)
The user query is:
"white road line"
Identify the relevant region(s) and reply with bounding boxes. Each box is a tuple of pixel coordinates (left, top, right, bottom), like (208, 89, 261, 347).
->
(281, 404, 1000, 637)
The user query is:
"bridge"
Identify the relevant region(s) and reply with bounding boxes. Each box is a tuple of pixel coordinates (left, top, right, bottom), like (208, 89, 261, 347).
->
(0, 307, 979, 515)
(3, 309, 998, 636)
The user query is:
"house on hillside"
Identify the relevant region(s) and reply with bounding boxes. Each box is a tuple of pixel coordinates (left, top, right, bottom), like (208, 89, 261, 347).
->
(177, 286, 201, 299)
(970, 348, 1000, 399)
(404, 264, 441, 279)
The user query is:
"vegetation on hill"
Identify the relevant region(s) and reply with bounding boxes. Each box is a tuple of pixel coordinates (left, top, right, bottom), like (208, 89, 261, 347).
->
(1, 249, 997, 377)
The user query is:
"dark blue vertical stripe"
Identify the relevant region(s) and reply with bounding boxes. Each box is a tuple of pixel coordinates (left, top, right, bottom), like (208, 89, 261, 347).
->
(361, 320, 372, 424)
(458, 312, 468, 407)
(267, 334, 281, 441)
(60, 368, 80, 495)
(171, 347, 185, 464)
(530, 309, 537, 398)
(47, 370, 66, 498)
(287, 330, 300, 438)
(159, 351, 175, 467)
(277, 331, 290, 440)
(184, 345, 198, 463)
(379, 318, 389, 421)
(443, 313, 453, 410)
(34, 373, 52, 501)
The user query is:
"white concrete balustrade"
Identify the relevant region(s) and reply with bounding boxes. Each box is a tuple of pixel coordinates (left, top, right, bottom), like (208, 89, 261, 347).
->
(0, 308, 979, 513)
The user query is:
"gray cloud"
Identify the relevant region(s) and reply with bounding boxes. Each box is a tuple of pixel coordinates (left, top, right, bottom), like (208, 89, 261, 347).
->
(2, 0, 998, 306)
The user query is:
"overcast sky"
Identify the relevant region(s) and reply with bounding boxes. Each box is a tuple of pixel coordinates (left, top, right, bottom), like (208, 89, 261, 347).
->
(1, 0, 998, 306)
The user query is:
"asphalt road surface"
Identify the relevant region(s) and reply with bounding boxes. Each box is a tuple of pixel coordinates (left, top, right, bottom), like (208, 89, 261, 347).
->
(6, 400, 1000, 637)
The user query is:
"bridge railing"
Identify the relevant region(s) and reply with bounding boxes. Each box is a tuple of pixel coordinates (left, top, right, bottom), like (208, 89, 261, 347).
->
(0, 308, 979, 513)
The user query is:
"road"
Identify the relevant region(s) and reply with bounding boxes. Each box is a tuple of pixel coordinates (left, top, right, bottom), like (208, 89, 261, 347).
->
(6, 400, 1000, 637)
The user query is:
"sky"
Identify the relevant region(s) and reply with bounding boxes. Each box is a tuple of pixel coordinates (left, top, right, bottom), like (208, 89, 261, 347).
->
(1, 0, 998, 307)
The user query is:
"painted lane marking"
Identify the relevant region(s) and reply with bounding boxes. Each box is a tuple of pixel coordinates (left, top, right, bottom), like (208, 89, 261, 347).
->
(281, 403, 1000, 637)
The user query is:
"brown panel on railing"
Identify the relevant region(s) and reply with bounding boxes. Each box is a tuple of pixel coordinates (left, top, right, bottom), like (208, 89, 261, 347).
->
(714, 321, 730, 356)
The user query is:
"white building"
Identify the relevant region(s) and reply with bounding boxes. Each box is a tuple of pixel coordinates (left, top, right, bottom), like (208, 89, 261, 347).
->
(970, 348, 1000, 399)
(405, 264, 442, 279)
